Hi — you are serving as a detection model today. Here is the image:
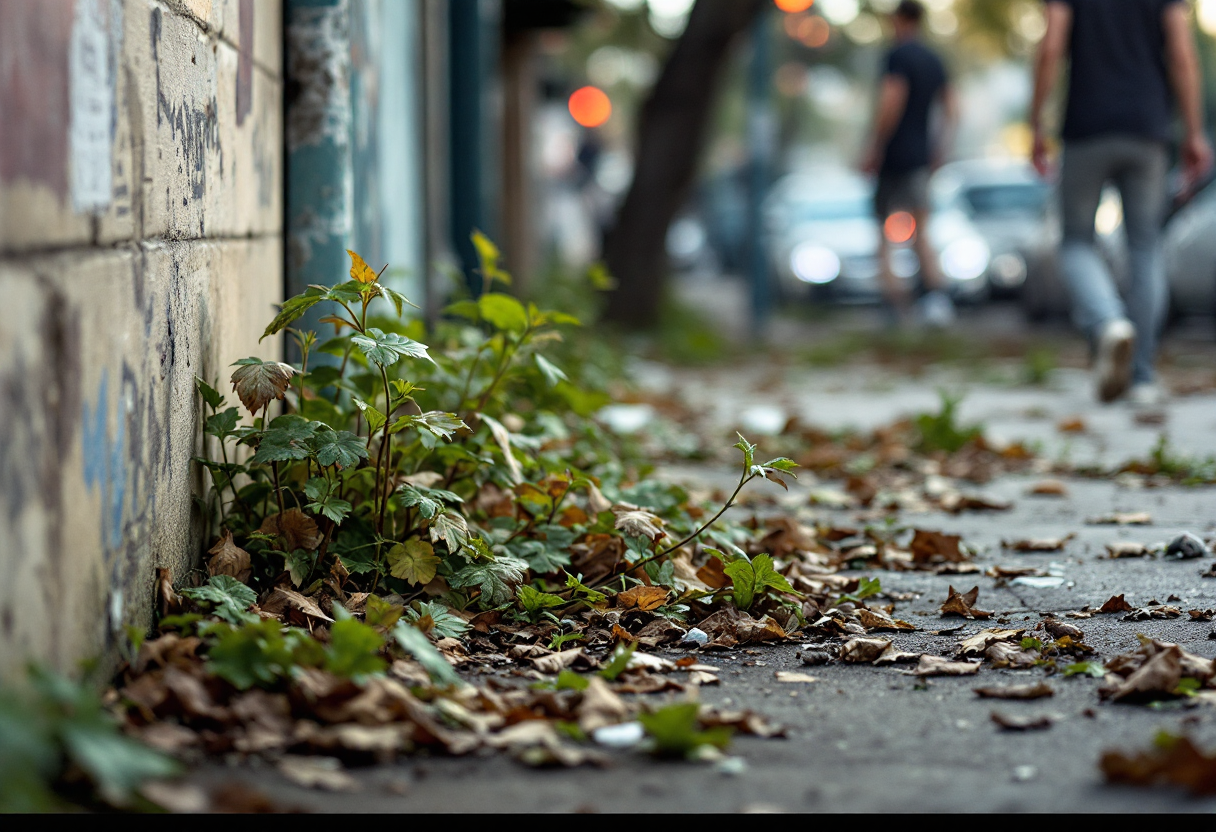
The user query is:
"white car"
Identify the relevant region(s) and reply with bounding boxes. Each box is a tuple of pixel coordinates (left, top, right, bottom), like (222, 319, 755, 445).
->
(765, 169, 992, 304)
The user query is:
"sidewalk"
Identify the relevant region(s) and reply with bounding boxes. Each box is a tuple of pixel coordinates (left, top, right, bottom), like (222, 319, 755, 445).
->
(190, 340, 1216, 813)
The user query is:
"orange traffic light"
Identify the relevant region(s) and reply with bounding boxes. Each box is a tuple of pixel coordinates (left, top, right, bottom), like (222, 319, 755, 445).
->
(568, 86, 612, 128)
(884, 212, 917, 244)
(774, 0, 815, 12)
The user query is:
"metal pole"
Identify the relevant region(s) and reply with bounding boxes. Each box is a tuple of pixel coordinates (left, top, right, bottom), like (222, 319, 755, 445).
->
(746, 6, 774, 342)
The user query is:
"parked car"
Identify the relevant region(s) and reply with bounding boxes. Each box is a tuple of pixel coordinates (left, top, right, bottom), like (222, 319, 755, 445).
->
(764, 169, 993, 304)
(932, 160, 1052, 298)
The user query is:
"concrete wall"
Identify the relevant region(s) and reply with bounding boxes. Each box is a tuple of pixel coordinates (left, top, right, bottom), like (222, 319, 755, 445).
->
(0, 0, 283, 678)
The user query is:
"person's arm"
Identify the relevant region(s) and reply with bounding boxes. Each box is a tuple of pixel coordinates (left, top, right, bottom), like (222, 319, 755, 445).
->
(1030, 1, 1072, 177)
(862, 75, 909, 174)
(1163, 1, 1214, 189)
(934, 83, 959, 171)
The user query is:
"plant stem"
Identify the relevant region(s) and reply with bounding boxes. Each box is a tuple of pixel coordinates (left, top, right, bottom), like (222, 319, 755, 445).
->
(591, 473, 756, 590)
(271, 462, 286, 515)
(377, 365, 394, 534)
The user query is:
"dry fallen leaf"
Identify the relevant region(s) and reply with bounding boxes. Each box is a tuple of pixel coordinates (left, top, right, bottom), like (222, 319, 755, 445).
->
(1057, 417, 1087, 434)
(1028, 479, 1069, 497)
(1089, 512, 1152, 526)
(612, 504, 666, 541)
(576, 677, 632, 734)
(1101, 736, 1216, 796)
(958, 628, 1024, 657)
(986, 642, 1039, 669)
(1122, 605, 1183, 621)
(261, 587, 333, 624)
(207, 530, 252, 583)
(840, 637, 892, 663)
(277, 756, 360, 792)
(975, 682, 1054, 700)
(260, 509, 323, 552)
(856, 608, 916, 632)
(1106, 541, 1150, 559)
(1099, 594, 1135, 613)
(774, 671, 818, 684)
(911, 530, 969, 565)
(1044, 618, 1084, 641)
(616, 585, 670, 612)
(940, 586, 993, 620)
(1003, 535, 1073, 553)
(914, 655, 980, 676)
(991, 711, 1054, 731)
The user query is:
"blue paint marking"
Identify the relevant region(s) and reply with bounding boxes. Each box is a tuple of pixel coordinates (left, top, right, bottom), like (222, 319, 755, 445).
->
(81, 369, 128, 551)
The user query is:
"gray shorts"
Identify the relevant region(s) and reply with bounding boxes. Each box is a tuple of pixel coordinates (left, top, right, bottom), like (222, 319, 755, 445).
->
(874, 168, 931, 218)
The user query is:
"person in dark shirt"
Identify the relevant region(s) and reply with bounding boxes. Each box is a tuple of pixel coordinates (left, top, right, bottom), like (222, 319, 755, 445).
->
(863, 0, 958, 325)
(1031, 0, 1213, 404)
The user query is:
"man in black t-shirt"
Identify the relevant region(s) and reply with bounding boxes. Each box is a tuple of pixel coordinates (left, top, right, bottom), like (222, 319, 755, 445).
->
(863, 0, 958, 325)
(1031, 0, 1213, 404)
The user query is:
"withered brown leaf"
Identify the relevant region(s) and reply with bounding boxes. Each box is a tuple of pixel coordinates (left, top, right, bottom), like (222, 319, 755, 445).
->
(911, 530, 969, 565)
(1101, 736, 1216, 796)
(940, 585, 993, 619)
(260, 509, 322, 552)
(974, 682, 1054, 700)
(1099, 594, 1135, 613)
(230, 359, 296, 415)
(207, 530, 252, 583)
(615, 585, 670, 612)
(611, 504, 665, 541)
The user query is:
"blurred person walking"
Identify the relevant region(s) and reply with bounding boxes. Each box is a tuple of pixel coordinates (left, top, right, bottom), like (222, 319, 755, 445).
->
(1031, 0, 1213, 404)
(862, 0, 959, 326)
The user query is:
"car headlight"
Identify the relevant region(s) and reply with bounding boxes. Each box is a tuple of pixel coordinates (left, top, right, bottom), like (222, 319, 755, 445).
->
(790, 243, 841, 284)
(989, 252, 1027, 288)
(941, 237, 990, 282)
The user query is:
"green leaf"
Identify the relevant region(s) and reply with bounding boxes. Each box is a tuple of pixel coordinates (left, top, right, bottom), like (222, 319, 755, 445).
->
(181, 575, 256, 624)
(429, 511, 471, 550)
(734, 433, 756, 472)
(1174, 677, 1203, 697)
(392, 622, 462, 687)
(599, 642, 636, 682)
(387, 539, 440, 585)
(405, 601, 469, 640)
(396, 484, 463, 520)
(325, 618, 386, 680)
(380, 285, 419, 317)
(549, 633, 586, 652)
(1063, 661, 1107, 678)
(723, 558, 756, 611)
(303, 477, 352, 524)
(639, 703, 732, 758)
(323, 281, 365, 305)
(555, 669, 589, 691)
(450, 556, 528, 609)
(513, 540, 571, 575)
(842, 576, 881, 604)
(393, 411, 468, 441)
(478, 293, 529, 333)
(312, 429, 369, 469)
(751, 554, 798, 596)
(285, 549, 317, 588)
(61, 721, 182, 806)
(517, 585, 564, 614)
(444, 299, 482, 322)
(351, 328, 434, 368)
(534, 354, 568, 387)
(1022, 637, 1043, 652)
(472, 229, 512, 286)
(251, 416, 317, 465)
(205, 407, 240, 439)
(261, 287, 326, 341)
(365, 594, 404, 630)
(205, 619, 297, 690)
(195, 376, 226, 410)
(565, 573, 607, 606)
(353, 397, 387, 435)
(762, 457, 799, 472)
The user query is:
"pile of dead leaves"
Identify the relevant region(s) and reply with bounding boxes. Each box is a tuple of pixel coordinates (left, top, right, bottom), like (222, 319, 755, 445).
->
(1102, 734, 1216, 796)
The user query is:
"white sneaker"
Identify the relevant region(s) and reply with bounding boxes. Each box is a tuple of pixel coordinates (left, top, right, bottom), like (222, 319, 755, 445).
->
(1128, 383, 1165, 407)
(919, 291, 956, 328)
(1095, 319, 1135, 403)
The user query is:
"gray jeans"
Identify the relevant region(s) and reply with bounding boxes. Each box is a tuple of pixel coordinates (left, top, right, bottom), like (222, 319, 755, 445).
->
(1059, 136, 1168, 385)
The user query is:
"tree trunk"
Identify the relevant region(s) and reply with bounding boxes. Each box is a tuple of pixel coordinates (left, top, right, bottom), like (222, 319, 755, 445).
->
(603, 0, 766, 329)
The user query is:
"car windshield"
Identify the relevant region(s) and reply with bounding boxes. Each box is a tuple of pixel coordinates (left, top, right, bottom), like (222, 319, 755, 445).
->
(963, 183, 1049, 216)
(788, 195, 870, 222)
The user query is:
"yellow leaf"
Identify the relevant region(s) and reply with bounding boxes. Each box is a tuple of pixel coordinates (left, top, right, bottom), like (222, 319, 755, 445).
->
(388, 540, 439, 585)
(347, 249, 379, 285)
